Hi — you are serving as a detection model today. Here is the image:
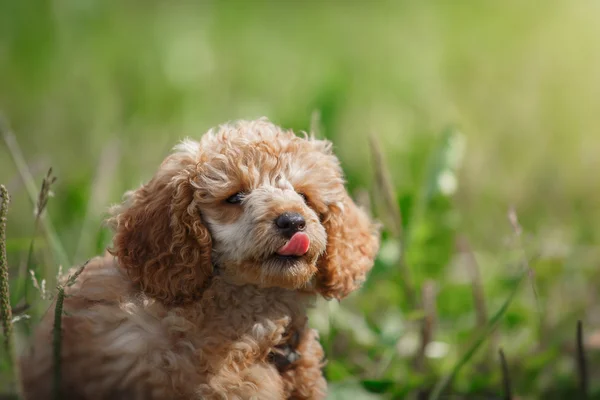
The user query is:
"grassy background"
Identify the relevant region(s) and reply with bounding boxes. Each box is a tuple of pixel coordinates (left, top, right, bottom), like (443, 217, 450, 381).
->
(1, 1, 600, 398)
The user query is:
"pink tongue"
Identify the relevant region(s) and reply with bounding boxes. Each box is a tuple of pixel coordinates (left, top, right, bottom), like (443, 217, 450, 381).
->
(277, 232, 310, 256)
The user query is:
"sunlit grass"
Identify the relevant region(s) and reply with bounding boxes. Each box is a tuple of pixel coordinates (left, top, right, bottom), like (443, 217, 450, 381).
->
(1, 1, 599, 398)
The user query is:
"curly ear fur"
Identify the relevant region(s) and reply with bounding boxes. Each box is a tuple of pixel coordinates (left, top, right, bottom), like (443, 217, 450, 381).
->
(108, 154, 212, 305)
(316, 194, 380, 299)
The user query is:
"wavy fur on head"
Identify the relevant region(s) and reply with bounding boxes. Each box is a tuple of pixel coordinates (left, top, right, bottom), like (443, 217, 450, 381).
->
(21, 118, 380, 400)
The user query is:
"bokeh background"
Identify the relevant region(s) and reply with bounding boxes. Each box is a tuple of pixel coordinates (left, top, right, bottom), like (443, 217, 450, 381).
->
(1, 1, 600, 398)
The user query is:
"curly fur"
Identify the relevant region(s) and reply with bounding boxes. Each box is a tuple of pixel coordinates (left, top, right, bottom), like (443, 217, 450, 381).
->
(20, 118, 380, 399)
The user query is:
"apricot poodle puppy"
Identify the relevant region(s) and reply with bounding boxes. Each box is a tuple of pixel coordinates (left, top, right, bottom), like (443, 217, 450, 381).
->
(21, 118, 379, 400)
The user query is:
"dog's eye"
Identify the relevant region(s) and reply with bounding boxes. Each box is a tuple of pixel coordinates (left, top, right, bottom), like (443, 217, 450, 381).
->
(226, 192, 245, 204)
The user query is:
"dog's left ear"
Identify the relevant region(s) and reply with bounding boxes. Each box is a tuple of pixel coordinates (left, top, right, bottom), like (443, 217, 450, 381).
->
(108, 149, 213, 305)
(316, 193, 380, 299)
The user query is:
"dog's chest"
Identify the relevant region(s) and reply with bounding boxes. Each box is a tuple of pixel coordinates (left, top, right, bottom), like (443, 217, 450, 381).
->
(193, 281, 311, 352)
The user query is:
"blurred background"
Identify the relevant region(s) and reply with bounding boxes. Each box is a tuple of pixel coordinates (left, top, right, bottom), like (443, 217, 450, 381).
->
(1, 1, 600, 398)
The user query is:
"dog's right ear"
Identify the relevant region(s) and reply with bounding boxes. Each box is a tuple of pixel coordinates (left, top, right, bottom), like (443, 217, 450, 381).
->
(108, 145, 212, 305)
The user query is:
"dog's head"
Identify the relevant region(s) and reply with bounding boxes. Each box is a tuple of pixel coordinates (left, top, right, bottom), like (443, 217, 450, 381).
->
(108, 119, 379, 304)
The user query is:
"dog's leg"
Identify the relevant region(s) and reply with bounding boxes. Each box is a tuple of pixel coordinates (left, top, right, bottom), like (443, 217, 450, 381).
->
(278, 328, 327, 400)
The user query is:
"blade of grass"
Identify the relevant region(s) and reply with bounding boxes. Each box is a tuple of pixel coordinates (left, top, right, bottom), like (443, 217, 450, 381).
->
(310, 109, 323, 139)
(0, 185, 23, 398)
(74, 140, 120, 262)
(428, 268, 527, 400)
(1, 120, 70, 270)
(408, 126, 464, 252)
(508, 207, 543, 323)
(53, 259, 89, 400)
(499, 348, 512, 400)
(576, 320, 588, 399)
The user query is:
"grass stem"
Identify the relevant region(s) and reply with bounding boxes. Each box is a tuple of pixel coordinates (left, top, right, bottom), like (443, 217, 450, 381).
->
(576, 320, 588, 399)
(52, 285, 65, 400)
(52, 260, 89, 400)
(499, 348, 512, 400)
(0, 185, 23, 398)
(21, 168, 57, 303)
(415, 280, 437, 372)
(368, 133, 417, 308)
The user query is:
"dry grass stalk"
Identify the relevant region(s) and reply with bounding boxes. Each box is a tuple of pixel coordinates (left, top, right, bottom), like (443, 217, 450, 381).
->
(0, 185, 23, 397)
(457, 235, 499, 359)
(0, 185, 14, 353)
(368, 134, 403, 236)
(30, 270, 48, 300)
(53, 259, 89, 400)
(20, 168, 57, 302)
(353, 188, 373, 217)
(368, 133, 417, 308)
(457, 236, 488, 327)
(310, 110, 322, 138)
(507, 207, 543, 329)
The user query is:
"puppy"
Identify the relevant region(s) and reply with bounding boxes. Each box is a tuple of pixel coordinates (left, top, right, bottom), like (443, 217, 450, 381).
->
(21, 118, 379, 400)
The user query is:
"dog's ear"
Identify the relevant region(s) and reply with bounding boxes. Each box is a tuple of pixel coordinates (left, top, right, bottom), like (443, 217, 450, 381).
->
(108, 151, 212, 305)
(315, 193, 380, 300)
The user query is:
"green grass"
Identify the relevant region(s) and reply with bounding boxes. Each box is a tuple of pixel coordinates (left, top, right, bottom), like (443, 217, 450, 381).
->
(1, 1, 600, 398)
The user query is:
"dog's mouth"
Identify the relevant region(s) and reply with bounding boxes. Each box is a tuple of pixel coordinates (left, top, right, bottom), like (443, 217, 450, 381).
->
(274, 254, 302, 260)
(271, 254, 304, 267)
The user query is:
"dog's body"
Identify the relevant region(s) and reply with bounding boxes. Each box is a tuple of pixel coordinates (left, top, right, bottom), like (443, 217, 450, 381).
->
(22, 256, 324, 399)
(21, 119, 379, 399)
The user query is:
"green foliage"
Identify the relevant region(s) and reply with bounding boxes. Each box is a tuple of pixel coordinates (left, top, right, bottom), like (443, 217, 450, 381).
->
(1, 1, 599, 398)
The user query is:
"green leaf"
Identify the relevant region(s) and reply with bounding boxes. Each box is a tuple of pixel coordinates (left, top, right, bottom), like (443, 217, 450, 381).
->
(404, 309, 426, 321)
(5, 237, 46, 252)
(423, 126, 465, 201)
(362, 379, 394, 393)
(325, 360, 353, 382)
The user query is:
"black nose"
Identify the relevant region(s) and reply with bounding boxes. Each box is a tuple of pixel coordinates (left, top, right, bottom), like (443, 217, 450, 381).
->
(275, 212, 306, 237)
